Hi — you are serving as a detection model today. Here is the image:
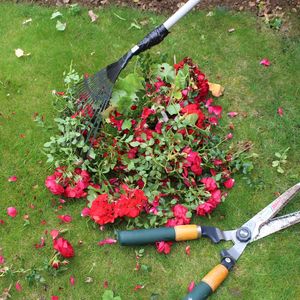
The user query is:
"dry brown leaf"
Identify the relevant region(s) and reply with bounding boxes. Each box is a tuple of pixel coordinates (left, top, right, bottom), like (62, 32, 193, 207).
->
(88, 10, 98, 22)
(208, 82, 225, 97)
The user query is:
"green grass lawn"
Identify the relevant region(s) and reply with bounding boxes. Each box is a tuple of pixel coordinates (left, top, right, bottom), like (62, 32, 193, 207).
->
(0, 2, 300, 299)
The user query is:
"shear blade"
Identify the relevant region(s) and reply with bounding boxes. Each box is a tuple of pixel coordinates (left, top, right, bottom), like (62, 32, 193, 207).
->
(252, 211, 300, 241)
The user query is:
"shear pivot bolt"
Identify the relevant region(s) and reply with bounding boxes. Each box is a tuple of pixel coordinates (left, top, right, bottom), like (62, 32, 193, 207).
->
(225, 257, 232, 263)
(236, 227, 251, 242)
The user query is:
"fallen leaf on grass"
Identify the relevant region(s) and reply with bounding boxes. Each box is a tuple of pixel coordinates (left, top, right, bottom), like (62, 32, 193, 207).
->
(15, 48, 31, 58)
(208, 82, 225, 97)
(56, 20, 66, 31)
(22, 18, 32, 25)
(8, 176, 17, 182)
(98, 238, 117, 246)
(51, 11, 63, 19)
(85, 277, 93, 283)
(88, 10, 98, 22)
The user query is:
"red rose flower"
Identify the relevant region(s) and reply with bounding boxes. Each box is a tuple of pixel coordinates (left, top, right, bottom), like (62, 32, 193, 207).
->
(53, 237, 74, 258)
(200, 177, 217, 192)
(89, 194, 116, 225)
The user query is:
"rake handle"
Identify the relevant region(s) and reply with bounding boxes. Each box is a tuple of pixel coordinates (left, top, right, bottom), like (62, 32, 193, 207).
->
(132, 0, 201, 55)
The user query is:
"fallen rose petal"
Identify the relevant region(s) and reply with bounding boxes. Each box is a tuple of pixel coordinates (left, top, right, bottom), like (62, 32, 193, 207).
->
(134, 284, 144, 291)
(277, 107, 284, 117)
(51, 296, 59, 300)
(103, 280, 109, 288)
(188, 281, 195, 292)
(50, 229, 59, 240)
(15, 281, 22, 292)
(226, 133, 233, 140)
(260, 58, 271, 67)
(98, 238, 117, 246)
(58, 215, 72, 223)
(81, 207, 90, 217)
(0, 256, 5, 264)
(227, 111, 238, 118)
(8, 176, 17, 182)
(59, 199, 66, 204)
(7, 207, 17, 218)
(35, 237, 45, 249)
(0, 220, 5, 225)
(185, 245, 191, 256)
(70, 275, 75, 286)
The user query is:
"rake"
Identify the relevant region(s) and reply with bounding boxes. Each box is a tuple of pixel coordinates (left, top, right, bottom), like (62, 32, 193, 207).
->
(75, 0, 201, 147)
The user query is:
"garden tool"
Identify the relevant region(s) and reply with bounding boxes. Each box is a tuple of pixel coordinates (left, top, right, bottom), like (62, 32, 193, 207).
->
(75, 0, 201, 146)
(117, 182, 300, 299)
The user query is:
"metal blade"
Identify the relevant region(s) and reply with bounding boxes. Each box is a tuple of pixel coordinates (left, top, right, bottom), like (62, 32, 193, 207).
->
(242, 182, 300, 241)
(252, 211, 300, 241)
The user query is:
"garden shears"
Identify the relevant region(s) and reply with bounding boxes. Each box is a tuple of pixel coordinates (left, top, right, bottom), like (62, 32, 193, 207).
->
(117, 182, 300, 299)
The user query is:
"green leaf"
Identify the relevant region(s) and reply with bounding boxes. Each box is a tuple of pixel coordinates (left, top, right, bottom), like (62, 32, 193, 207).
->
(275, 152, 282, 158)
(51, 11, 63, 19)
(102, 290, 114, 300)
(130, 141, 140, 147)
(166, 103, 180, 115)
(155, 63, 175, 82)
(121, 119, 132, 130)
(182, 113, 198, 126)
(272, 160, 280, 167)
(277, 166, 284, 174)
(56, 20, 66, 31)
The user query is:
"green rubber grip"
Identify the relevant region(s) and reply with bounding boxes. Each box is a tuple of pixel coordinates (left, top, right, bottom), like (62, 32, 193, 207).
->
(183, 281, 212, 300)
(117, 227, 176, 245)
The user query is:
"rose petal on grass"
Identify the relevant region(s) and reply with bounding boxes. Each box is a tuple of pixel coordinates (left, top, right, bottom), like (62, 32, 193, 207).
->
(8, 176, 17, 182)
(35, 237, 45, 249)
(188, 281, 195, 292)
(103, 280, 109, 288)
(0, 256, 5, 264)
(260, 58, 271, 66)
(185, 245, 191, 256)
(81, 207, 90, 217)
(226, 133, 233, 140)
(277, 107, 284, 117)
(227, 111, 238, 118)
(58, 215, 72, 223)
(134, 284, 144, 291)
(7, 207, 17, 218)
(51, 296, 59, 300)
(98, 238, 117, 246)
(0, 220, 4, 225)
(70, 275, 75, 286)
(15, 281, 22, 292)
(50, 229, 59, 240)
